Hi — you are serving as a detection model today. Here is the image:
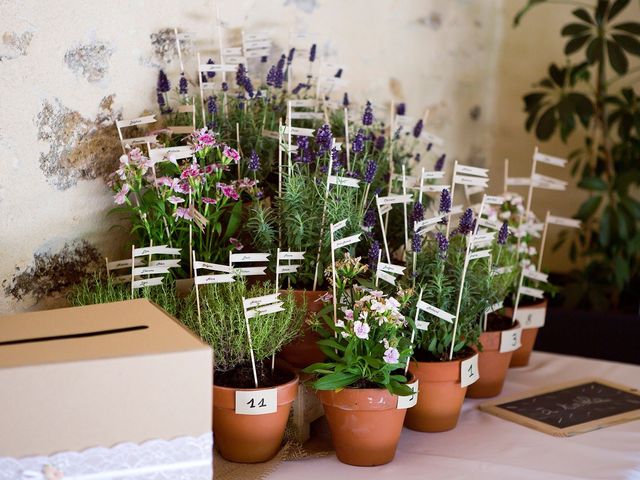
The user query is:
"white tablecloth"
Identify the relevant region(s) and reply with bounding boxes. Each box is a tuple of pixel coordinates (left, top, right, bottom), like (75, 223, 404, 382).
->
(270, 352, 640, 480)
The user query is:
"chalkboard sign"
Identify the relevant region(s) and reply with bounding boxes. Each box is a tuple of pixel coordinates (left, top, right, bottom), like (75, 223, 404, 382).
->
(480, 378, 640, 436)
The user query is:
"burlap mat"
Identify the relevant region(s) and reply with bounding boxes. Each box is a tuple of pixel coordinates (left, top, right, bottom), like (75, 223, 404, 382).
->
(214, 416, 333, 480)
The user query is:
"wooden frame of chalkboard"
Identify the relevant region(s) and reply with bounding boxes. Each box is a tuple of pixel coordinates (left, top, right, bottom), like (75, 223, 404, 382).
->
(479, 378, 640, 437)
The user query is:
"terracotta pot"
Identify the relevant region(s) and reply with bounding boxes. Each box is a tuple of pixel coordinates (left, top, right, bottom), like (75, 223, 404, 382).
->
(278, 290, 328, 368)
(507, 299, 547, 367)
(466, 321, 520, 398)
(212, 368, 299, 463)
(317, 387, 406, 466)
(405, 352, 474, 432)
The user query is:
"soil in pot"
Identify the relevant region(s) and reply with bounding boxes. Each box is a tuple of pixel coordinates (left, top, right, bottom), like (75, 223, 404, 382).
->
(213, 362, 298, 463)
(466, 315, 518, 399)
(317, 385, 407, 466)
(278, 290, 327, 368)
(405, 346, 475, 432)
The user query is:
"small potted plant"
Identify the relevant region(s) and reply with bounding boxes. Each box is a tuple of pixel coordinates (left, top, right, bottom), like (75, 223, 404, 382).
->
(304, 254, 414, 467)
(182, 279, 305, 463)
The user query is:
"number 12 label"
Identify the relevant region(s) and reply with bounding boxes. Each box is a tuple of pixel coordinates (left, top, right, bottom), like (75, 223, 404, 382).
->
(460, 354, 479, 388)
(235, 388, 278, 415)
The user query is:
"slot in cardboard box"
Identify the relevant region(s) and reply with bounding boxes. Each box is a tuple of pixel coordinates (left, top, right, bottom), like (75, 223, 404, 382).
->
(0, 299, 212, 478)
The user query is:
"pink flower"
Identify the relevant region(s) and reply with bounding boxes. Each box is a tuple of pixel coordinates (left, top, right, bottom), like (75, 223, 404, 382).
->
(155, 176, 172, 187)
(114, 184, 130, 205)
(119, 154, 129, 166)
(128, 148, 143, 163)
(317, 292, 332, 303)
(217, 182, 239, 200)
(168, 195, 184, 205)
(204, 164, 221, 174)
(202, 197, 217, 205)
(174, 182, 193, 194)
(193, 128, 216, 152)
(353, 321, 370, 340)
(223, 145, 241, 163)
(344, 309, 354, 321)
(383, 347, 400, 364)
(180, 163, 200, 179)
(236, 177, 257, 189)
(173, 207, 193, 220)
(230, 237, 243, 250)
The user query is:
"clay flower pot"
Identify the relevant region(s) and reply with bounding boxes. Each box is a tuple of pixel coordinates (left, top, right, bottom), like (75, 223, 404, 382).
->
(278, 290, 328, 368)
(467, 321, 520, 399)
(507, 299, 547, 368)
(317, 387, 407, 466)
(405, 352, 474, 432)
(212, 368, 299, 463)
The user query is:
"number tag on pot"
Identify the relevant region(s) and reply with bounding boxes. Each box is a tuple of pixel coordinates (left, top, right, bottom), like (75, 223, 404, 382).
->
(235, 388, 277, 415)
(500, 327, 522, 353)
(515, 307, 546, 328)
(397, 380, 419, 409)
(460, 354, 479, 388)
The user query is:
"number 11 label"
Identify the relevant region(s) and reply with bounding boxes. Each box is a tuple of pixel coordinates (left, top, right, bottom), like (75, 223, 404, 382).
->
(235, 388, 278, 415)
(460, 354, 479, 388)
(500, 327, 523, 353)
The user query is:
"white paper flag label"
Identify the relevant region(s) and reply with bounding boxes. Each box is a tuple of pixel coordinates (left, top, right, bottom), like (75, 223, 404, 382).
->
(133, 245, 181, 257)
(278, 251, 306, 261)
(376, 270, 396, 285)
(230, 253, 270, 263)
(376, 194, 412, 206)
(243, 293, 280, 309)
(520, 285, 544, 299)
(460, 354, 479, 388)
(456, 164, 488, 177)
(484, 195, 505, 205)
(467, 249, 491, 261)
(195, 274, 235, 285)
(133, 266, 170, 276)
(421, 171, 446, 180)
(281, 125, 315, 137)
(235, 389, 277, 415)
(414, 214, 445, 231)
(277, 265, 300, 274)
(332, 234, 361, 250)
(396, 380, 419, 409)
(478, 218, 502, 230)
(378, 263, 405, 276)
(492, 265, 514, 276)
(329, 175, 360, 188)
(506, 177, 531, 186)
(500, 327, 523, 353)
(235, 266, 268, 276)
(417, 300, 455, 323)
(332, 219, 348, 232)
(454, 174, 489, 188)
(534, 151, 567, 167)
(379, 204, 392, 215)
(415, 319, 430, 331)
(194, 261, 233, 272)
(116, 115, 156, 128)
(523, 269, 549, 283)
(290, 111, 324, 120)
(547, 215, 581, 229)
(485, 301, 504, 314)
(245, 302, 285, 318)
(515, 306, 546, 328)
(132, 277, 164, 289)
(107, 258, 143, 270)
(419, 184, 450, 193)
(288, 99, 316, 108)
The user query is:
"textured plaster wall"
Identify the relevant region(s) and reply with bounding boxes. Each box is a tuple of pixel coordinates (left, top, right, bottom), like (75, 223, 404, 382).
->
(0, 0, 505, 313)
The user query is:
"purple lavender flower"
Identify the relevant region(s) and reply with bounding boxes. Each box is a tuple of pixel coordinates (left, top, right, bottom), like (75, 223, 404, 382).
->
(331, 147, 340, 166)
(156, 91, 166, 109)
(248, 151, 260, 172)
(222, 82, 228, 92)
(287, 48, 295, 65)
(368, 241, 380, 270)
(396, 103, 406, 116)
(207, 95, 217, 115)
(236, 64, 248, 89)
(362, 101, 374, 126)
(458, 208, 475, 235)
(335, 68, 343, 78)
(413, 119, 423, 138)
(363, 159, 378, 184)
(435, 231, 449, 258)
(309, 44, 317, 62)
(343, 92, 350, 107)
(412, 232, 422, 253)
(374, 135, 385, 151)
(315, 124, 333, 155)
(179, 74, 188, 95)
(363, 208, 377, 229)
(414, 153, 421, 163)
(412, 201, 424, 223)
(292, 82, 306, 95)
(206, 59, 216, 78)
(498, 221, 509, 245)
(275, 55, 286, 88)
(352, 129, 365, 154)
(439, 189, 452, 214)
(266, 65, 277, 86)
(157, 70, 170, 93)
(434, 154, 446, 172)
(427, 142, 433, 151)
(260, 55, 268, 63)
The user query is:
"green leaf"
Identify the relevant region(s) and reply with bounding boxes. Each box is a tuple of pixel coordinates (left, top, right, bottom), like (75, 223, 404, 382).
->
(613, 254, 629, 290)
(613, 22, 640, 35)
(599, 206, 612, 246)
(594, 0, 609, 24)
(513, 0, 548, 26)
(578, 177, 608, 190)
(565, 34, 592, 55)
(572, 8, 595, 25)
(612, 33, 640, 56)
(608, 0, 630, 20)
(576, 195, 603, 220)
(317, 338, 347, 352)
(561, 23, 592, 36)
(223, 200, 243, 240)
(535, 106, 557, 140)
(313, 371, 361, 390)
(607, 39, 629, 74)
(586, 37, 604, 64)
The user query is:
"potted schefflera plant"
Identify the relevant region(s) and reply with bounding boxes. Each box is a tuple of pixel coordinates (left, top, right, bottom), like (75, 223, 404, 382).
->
(182, 279, 305, 463)
(304, 255, 415, 467)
